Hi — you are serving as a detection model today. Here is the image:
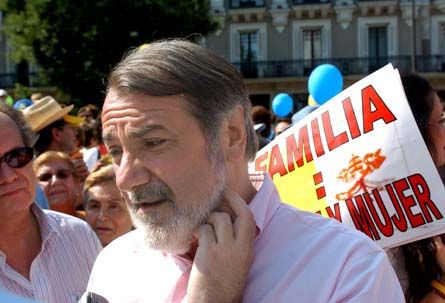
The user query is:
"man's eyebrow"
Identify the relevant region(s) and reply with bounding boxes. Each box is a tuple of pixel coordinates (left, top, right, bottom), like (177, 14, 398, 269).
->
(129, 125, 166, 139)
(102, 132, 114, 143)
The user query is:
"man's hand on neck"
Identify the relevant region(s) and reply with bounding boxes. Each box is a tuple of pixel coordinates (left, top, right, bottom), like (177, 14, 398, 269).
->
(187, 189, 256, 303)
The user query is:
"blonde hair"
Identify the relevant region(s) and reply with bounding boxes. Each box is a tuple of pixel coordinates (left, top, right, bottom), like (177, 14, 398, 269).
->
(83, 165, 116, 203)
(33, 151, 80, 179)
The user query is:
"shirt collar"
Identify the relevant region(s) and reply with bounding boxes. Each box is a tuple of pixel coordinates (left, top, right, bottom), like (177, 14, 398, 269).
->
(165, 173, 281, 261)
(248, 173, 281, 238)
(0, 204, 60, 269)
(31, 203, 59, 247)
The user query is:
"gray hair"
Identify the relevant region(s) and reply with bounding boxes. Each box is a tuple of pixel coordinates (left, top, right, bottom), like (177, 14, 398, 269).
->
(0, 102, 38, 147)
(106, 39, 257, 160)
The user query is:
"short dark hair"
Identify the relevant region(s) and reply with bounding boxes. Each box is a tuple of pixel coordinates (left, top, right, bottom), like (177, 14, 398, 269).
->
(402, 74, 435, 151)
(106, 39, 257, 160)
(0, 103, 37, 147)
(34, 119, 66, 156)
(252, 105, 272, 138)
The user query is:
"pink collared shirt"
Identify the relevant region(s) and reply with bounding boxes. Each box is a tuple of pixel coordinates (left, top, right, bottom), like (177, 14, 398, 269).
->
(83, 174, 404, 302)
(0, 204, 102, 303)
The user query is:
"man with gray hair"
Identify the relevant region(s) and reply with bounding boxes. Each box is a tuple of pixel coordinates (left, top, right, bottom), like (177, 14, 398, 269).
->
(82, 39, 404, 302)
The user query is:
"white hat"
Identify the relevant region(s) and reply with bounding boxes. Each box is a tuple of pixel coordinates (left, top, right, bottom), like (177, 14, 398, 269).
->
(0, 89, 7, 97)
(22, 96, 75, 132)
(254, 123, 266, 132)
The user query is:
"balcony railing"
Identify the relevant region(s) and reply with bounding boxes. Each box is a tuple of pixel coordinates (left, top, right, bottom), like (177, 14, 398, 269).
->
(229, 0, 265, 9)
(232, 55, 445, 78)
(293, 0, 331, 5)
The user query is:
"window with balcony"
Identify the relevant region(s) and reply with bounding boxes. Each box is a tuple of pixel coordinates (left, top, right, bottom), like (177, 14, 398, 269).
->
(441, 23, 445, 55)
(358, 16, 398, 73)
(240, 31, 259, 77)
(368, 26, 388, 71)
(431, 16, 445, 57)
(303, 29, 322, 72)
(293, 20, 331, 75)
(230, 23, 267, 77)
(293, 0, 330, 4)
(230, 0, 265, 9)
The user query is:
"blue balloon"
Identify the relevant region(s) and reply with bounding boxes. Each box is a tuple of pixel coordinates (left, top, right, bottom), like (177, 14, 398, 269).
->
(13, 99, 33, 110)
(308, 64, 343, 105)
(272, 93, 293, 118)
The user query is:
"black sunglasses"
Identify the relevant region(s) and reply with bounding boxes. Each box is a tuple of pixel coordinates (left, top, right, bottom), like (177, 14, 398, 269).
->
(0, 146, 34, 169)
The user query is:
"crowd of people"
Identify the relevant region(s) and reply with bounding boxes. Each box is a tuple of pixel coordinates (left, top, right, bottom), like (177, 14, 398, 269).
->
(0, 39, 444, 303)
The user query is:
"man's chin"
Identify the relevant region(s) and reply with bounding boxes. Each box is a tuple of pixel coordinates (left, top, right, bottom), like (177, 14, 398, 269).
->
(143, 231, 193, 255)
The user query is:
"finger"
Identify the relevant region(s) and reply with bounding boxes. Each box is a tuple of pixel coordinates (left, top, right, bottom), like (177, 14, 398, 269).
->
(196, 224, 217, 250)
(223, 188, 255, 242)
(207, 212, 234, 244)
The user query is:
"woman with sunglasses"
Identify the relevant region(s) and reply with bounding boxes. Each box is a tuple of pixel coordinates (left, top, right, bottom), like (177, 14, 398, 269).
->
(33, 151, 85, 219)
(0, 103, 101, 303)
(388, 74, 445, 303)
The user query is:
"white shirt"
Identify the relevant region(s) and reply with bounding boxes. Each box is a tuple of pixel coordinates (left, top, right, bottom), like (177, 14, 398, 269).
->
(0, 204, 102, 303)
(83, 174, 404, 303)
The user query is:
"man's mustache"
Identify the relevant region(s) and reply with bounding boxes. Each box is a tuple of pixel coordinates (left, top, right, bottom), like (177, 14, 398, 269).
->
(127, 182, 176, 204)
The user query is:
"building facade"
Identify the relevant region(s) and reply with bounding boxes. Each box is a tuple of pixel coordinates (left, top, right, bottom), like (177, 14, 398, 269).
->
(206, 0, 445, 109)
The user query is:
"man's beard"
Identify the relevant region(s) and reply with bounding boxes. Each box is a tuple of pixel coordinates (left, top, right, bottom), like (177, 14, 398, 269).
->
(126, 157, 227, 254)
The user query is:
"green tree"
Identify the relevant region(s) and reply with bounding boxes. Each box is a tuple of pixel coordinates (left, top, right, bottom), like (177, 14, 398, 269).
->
(0, 0, 217, 105)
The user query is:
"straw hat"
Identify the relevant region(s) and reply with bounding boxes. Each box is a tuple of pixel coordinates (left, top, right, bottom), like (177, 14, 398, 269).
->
(22, 96, 78, 132)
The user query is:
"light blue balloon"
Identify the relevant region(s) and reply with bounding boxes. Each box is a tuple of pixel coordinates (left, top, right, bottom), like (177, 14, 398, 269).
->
(308, 64, 343, 105)
(272, 93, 293, 118)
(13, 99, 33, 110)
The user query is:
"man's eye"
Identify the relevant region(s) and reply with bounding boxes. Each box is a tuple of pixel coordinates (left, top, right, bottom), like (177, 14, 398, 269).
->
(144, 139, 166, 148)
(108, 148, 122, 158)
(87, 203, 100, 210)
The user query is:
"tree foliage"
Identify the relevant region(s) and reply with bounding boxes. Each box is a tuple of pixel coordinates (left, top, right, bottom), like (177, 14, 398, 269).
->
(0, 0, 217, 105)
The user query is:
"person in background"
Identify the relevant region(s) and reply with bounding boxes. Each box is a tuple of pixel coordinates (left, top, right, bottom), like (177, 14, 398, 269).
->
(274, 118, 291, 137)
(251, 105, 273, 139)
(251, 106, 272, 150)
(79, 121, 102, 172)
(84, 165, 133, 247)
(78, 104, 99, 127)
(0, 103, 101, 303)
(30, 93, 43, 102)
(387, 74, 445, 303)
(33, 151, 85, 218)
(22, 96, 89, 181)
(11, 99, 50, 209)
(291, 104, 319, 125)
(0, 89, 8, 104)
(81, 39, 403, 302)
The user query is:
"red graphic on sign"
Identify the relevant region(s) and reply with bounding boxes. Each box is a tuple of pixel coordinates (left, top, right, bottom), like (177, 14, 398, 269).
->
(336, 149, 386, 200)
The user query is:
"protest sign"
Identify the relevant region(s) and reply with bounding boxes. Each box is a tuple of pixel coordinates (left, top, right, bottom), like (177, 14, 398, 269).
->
(250, 64, 445, 248)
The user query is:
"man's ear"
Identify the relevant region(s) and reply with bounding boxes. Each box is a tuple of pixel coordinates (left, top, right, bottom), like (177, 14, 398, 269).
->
(51, 127, 63, 143)
(224, 105, 247, 163)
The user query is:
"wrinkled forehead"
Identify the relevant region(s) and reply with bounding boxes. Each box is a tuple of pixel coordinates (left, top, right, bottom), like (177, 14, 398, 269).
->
(89, 180, 121, 195)
(0, 112, 20, 131)
(0, 112, 24, 143)
(102, 90, 198, 131)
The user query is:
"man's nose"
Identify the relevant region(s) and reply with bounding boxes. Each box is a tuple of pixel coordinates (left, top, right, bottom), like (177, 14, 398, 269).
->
(115, 151, 151, 192)
(97, 207, 108, 220)
(0, 162, 18, 184)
